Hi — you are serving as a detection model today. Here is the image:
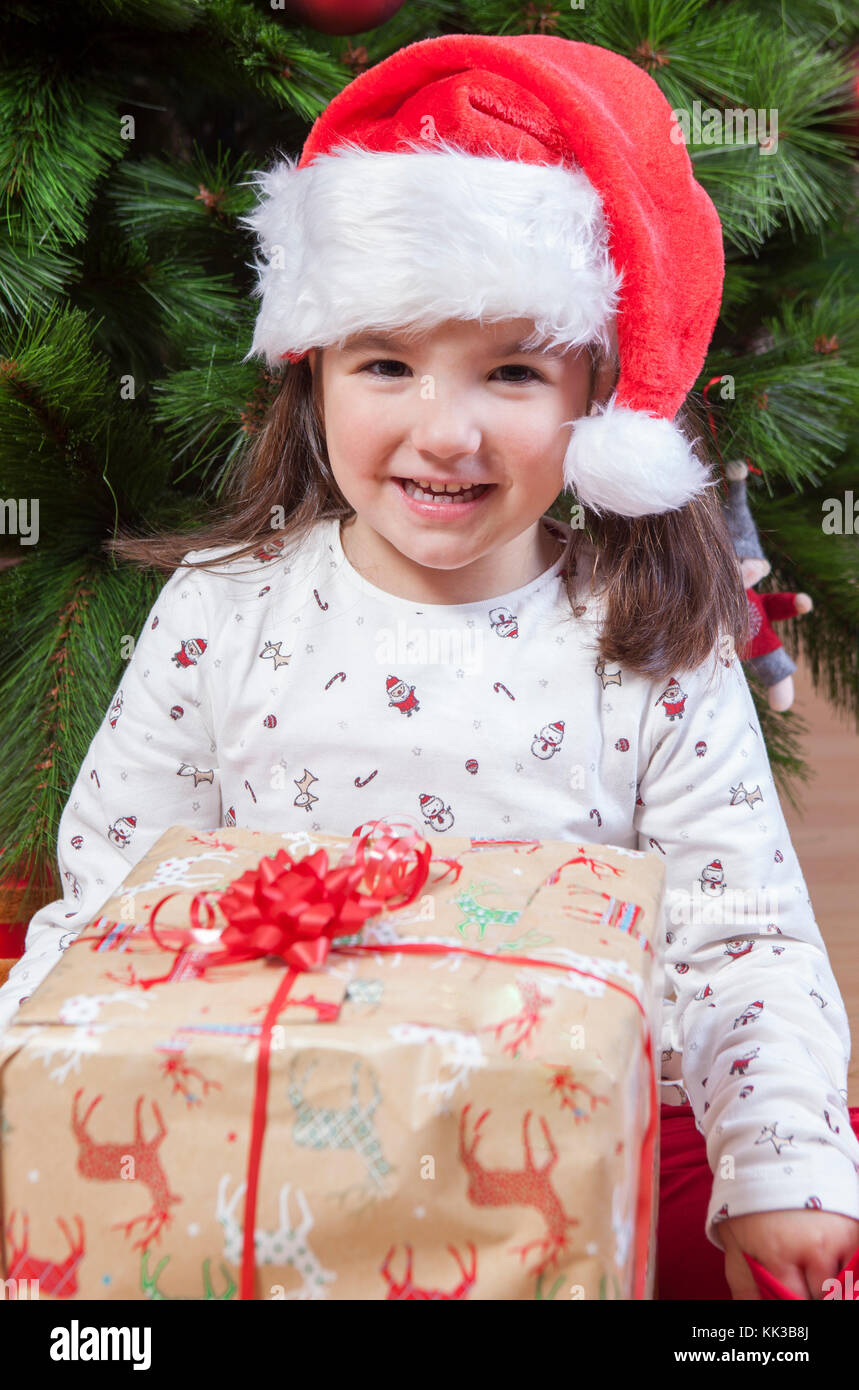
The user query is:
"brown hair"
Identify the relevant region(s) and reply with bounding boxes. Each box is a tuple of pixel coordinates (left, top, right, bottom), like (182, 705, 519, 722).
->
(105, 350, 749, 683)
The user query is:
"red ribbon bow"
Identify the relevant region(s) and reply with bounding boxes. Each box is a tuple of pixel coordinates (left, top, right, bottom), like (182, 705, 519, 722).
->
(142, 819, 433, 979)
(211, 841, 420, 970)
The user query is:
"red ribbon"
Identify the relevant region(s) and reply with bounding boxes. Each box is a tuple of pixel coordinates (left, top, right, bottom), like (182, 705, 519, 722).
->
(744, 1245, 859, 1301)
(99, 821, 658, 1300)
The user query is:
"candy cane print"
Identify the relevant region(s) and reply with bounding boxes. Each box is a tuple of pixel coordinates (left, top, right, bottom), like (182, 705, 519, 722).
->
(325, 672, 346, 690)
(90, 769, 100, 789)
(244, 780, 257, 804)
(493, 682, 515, 700)
(354, 770, 378, 788)
(589, 809, 602, 828)
(313, 589, 328, 611)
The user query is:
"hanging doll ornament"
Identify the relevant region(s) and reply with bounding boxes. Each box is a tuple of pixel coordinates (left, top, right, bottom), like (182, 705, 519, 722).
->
(722, 460, 813, 712)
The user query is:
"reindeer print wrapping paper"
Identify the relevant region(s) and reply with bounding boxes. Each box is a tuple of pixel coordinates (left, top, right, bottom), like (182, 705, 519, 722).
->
(0, 824, 665, 1300)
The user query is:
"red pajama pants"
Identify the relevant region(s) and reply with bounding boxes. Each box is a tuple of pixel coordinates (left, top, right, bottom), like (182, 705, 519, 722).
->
(656, 1101, 859, 1300)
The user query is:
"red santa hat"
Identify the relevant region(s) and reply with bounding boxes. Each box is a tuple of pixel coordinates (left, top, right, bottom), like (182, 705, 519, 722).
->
(239, 33, 724, 520)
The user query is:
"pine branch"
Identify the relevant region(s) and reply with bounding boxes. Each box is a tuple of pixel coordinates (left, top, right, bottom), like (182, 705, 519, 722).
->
(733, 0, 859, 44)
(0, 62, 126, 253)
(0, 302, 204, 546)
(0, 554, 165, 910)
(0, 235, 82, 327)
(736, 215, 859, 312)
(719, 260, 768, 332)
(148, 309, 278, 489)
(193, 0, 355, 119)
(104, 144, 262, 242)
(42, 0, 203, 30)
(467, 0, 758, 108)
(580, 0, 761, 109)
(684, 29, 859, 251)
(703, 270, 859, 488)
(0, 304, 114, 468)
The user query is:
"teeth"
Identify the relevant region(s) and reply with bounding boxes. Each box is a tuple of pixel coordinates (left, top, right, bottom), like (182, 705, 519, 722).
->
(415, 480, 472, 494)
(402, 479, 487, 504)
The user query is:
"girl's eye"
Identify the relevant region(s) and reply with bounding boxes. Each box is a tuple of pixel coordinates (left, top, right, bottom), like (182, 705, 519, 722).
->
(359, 360, 542, 383)
(361, 359, 409, 377)
(494, 364, 542, 384)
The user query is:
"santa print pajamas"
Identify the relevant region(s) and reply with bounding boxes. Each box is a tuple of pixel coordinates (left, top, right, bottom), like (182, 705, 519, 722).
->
(3, 512, 858, 1288)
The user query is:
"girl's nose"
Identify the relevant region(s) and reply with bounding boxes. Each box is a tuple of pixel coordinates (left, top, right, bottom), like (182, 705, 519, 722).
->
(407, 398, 482, 462)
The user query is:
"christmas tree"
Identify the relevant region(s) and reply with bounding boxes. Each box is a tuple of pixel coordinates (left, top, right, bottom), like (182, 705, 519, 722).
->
(1, 0, 858, 921)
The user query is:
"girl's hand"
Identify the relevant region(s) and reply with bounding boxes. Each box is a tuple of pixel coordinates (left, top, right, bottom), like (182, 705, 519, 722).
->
(719, 1210, 859, 1300)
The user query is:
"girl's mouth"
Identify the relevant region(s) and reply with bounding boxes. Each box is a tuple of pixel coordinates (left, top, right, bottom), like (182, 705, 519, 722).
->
(393, 478, 494, 515)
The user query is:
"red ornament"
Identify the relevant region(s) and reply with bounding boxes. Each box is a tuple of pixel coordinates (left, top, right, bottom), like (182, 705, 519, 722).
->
(283, 0, 404, 35)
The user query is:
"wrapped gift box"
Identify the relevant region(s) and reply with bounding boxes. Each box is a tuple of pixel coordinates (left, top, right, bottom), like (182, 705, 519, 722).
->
(0, 824, 665, 1301)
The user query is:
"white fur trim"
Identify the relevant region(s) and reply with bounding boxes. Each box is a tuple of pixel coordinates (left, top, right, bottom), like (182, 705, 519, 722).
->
(239, 138, 623, 367)
(563, 397, 719, 518)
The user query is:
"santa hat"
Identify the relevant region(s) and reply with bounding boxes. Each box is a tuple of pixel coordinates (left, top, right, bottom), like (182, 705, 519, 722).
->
(239, 33, 725, 519)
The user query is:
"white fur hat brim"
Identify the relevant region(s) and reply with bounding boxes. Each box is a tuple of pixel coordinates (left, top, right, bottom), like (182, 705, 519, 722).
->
(239, 139, 623, 367)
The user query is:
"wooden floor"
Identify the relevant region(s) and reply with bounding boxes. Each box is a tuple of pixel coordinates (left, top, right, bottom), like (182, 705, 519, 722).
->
(781, 652, 859, 1109)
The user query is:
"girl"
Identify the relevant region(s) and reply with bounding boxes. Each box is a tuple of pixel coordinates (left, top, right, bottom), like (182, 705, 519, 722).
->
(3, 32, 858, 1301)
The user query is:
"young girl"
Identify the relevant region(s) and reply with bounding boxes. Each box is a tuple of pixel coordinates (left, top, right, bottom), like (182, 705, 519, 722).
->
(3, 32, 858, 1301)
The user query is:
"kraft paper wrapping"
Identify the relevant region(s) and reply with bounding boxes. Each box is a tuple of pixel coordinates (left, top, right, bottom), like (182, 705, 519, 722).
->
(0, 825, 665, 1301)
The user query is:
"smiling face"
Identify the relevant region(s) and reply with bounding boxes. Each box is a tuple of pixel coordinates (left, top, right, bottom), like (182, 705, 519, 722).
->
(308, 316, 616, 604)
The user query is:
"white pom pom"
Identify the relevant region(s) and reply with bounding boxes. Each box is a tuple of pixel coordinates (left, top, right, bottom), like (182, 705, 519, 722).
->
(563, 397, 719, 518)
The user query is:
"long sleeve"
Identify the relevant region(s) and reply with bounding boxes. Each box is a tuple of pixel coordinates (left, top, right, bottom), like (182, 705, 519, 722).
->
(761, 591, 801, 623)
(0, 558, 221, 1035)
(634, 647, 859, 1250)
